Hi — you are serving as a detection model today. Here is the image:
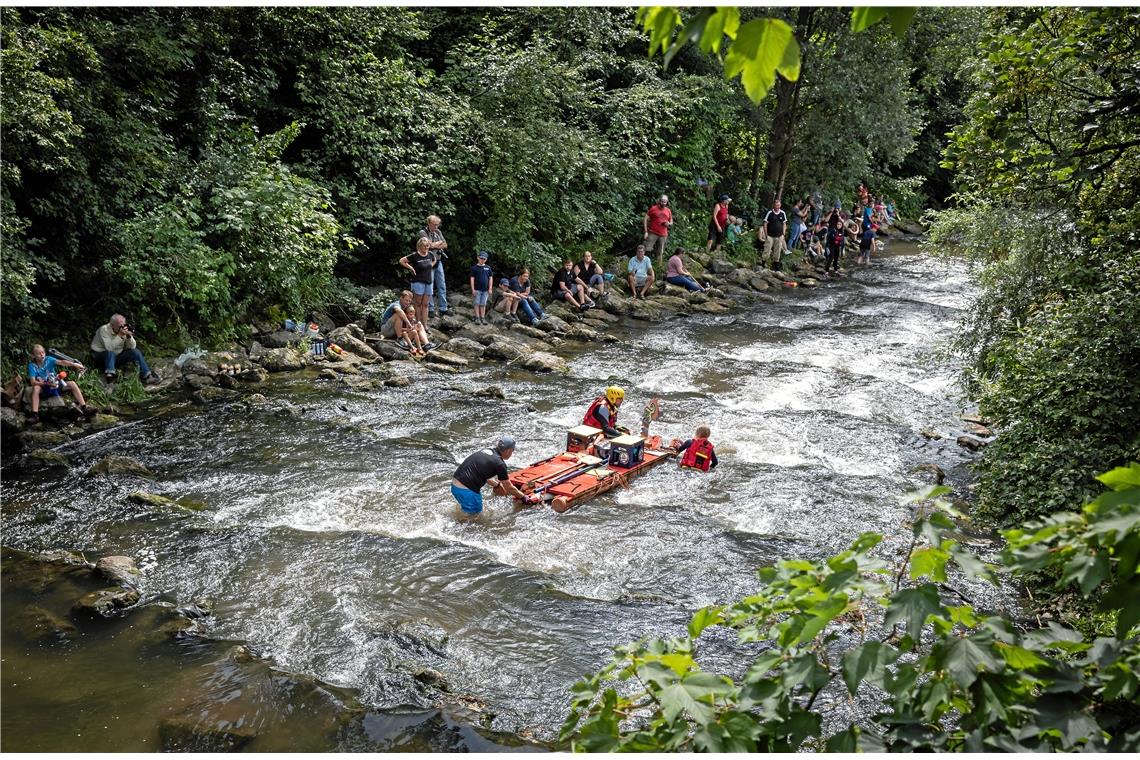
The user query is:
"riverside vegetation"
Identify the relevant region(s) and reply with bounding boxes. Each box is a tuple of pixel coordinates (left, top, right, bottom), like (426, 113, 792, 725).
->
(2, 5, 1138, 753)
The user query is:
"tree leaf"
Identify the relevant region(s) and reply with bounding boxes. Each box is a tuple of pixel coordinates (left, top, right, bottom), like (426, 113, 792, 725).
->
(1096, 463, 1140, 491)
(699, 7, 741, 55)
(909, 546, 950, 581)
(657, 672, 731, 726)
(723, 18, 800, 104)
(636, 6, 682, 58)
(841, 640, 900, 694)
(883, 584, 942, 640)
(850, 8, 888, 34)
(688, 605, 723, 639)
(932, 632, 1000, 688)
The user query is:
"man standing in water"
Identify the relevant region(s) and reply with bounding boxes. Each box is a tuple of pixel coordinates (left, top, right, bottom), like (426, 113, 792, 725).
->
(451, 436, 530, 520)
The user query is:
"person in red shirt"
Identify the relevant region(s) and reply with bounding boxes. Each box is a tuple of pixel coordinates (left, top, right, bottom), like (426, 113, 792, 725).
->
(643, 194, 673, 266)
(706, 194, 731, 253)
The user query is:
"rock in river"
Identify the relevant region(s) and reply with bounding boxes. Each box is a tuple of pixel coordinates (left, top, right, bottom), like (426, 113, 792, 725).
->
(522, 351, 569, 374)
(72, 587, 141, 617)
(86, 455, 153, 478)
(95, 555, 142, 587)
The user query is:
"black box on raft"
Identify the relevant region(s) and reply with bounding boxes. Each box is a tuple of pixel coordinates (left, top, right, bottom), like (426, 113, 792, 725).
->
(608, 435, 644, 467)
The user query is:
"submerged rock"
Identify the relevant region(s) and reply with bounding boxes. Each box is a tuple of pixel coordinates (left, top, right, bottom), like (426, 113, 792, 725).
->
(158, 716, 257, 752)
(86, 455, 152, 478)
(15, 606, 78, 642)
(2, 406, 26, 437)
(956, 435, 988, 452)
(128, 491, 178, 508)
(72, 586, 141, 617)
(474, 386, 505, 400)
(26, 448, 70, 467)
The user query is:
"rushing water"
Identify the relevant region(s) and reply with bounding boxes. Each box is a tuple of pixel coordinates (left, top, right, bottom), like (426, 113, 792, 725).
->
(1, 247, 1000, 750)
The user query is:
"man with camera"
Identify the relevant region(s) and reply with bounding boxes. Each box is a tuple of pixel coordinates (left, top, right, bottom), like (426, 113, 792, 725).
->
(90, 313, 161, 385)
(419, 214, 449, 319)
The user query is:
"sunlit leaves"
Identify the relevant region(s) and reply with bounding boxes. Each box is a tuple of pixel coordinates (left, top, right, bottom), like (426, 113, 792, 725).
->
(723, 18, 801, 103)
(884, 584, 942, 640)
(851, 7, 918, 37)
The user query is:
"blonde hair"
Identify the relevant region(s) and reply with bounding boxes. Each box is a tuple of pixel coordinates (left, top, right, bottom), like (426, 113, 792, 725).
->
(695, 425, 711, 439)
(416, 236, 431, 251)
(399, 289, 413, 299)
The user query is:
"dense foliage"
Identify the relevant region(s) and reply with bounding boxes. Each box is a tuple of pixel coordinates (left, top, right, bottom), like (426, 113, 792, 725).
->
(1, 6, 967, 366)
(928, 7, 1140, 524)
(562, 466, 1140, 751)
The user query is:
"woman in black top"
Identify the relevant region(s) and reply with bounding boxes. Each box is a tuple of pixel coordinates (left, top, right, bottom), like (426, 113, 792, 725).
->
(399, 237, 437, 325)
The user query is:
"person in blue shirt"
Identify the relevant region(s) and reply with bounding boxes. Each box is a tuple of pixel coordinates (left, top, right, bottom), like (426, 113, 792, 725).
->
(26, 344, 95, 423)
(627, 244, 655, 299)
(498, 270, 547, 325)
(859, 224, 877, 266)
(469, 250, 494, 325)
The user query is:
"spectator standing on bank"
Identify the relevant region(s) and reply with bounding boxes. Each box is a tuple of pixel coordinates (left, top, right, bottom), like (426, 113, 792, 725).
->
(643, 194, 673, 266)
(419, 215, 449, 318)
(706, 194, 731, 253)
(758, 199, 789, 271)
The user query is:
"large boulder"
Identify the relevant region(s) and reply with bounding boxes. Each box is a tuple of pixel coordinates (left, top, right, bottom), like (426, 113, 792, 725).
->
(27, 448, 70, 467)
(482, 339, 525, 361)
(95, 555, 142, 587)
(327, 329, 380, 361)
(423, 349, 469, 368)
(72, 587, 141, 617)
(522, 351, 569, 373)
(250, 345, 308, 373)
(564, 325, 601, 342)
(309, 311, 337, 334)
(583, 307, 618, 323)
(601, 291, 634, 316)
(542, 302, 579, 323)
(534, 314, 571, 334)
(687, 291, 709, 304)
(691, 300, 732, 314)
(1, 406, 26, 437)
(508, 323, 547, 341)
(438, 314, 470, 334)
(749, 275, 771, 291)
(235, 366, 268, 384)
(18, 429, 69, 447)
(258, 330, 304, 349)
(452, 323, 499, 344)
(191, 387, 241, 405)
(710, 258, 737, 274)
(629, 299, 669, 322)
(366, 339, 410, 362)
(442, 337, 485, 359)
(653, 294, 690, 312)
(86, 455, 153, 478)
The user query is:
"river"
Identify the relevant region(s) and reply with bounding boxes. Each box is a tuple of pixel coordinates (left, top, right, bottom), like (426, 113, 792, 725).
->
(1, 247, 996, 751)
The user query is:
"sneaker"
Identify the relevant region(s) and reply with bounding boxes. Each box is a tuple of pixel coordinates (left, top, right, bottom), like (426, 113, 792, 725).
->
(103, 371, 116, 382)
(396, 338, 410, 350)
(531, 319, 540, 327)
(424, 342, 436, 351)
(25, 413, 39, 425)
(81, 404, 97, 417)
(144, 372, 161, 385)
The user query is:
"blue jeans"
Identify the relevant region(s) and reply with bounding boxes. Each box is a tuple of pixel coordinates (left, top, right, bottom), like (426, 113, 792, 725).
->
(789, 223, 805, 250)
(93, 348, 151, 378)
(666, 274, 703, 292)
(518, 297, 545, 323)
(432, 261, 448, 315)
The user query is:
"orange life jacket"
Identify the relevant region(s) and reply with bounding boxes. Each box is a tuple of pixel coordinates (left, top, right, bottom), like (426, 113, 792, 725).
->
(680, 438, 715, 471)
(582, 396, 618, 430)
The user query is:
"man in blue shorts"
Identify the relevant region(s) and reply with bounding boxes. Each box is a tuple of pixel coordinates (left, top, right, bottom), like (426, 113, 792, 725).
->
(451, 436, 530, 520)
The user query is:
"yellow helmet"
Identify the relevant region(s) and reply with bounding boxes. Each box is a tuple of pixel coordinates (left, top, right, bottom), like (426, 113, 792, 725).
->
(605, 386, 625, 406)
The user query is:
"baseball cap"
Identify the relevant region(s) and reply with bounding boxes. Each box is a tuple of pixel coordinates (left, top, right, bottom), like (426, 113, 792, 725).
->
(496, 435, 516, 452)
(499, 277, 509, 286)
(834, 200, 842, 208)
(477, 250, 489, 259)
(718, 194, 731, 202)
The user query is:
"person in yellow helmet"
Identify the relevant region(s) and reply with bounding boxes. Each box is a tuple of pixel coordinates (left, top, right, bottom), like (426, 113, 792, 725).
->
(582, 386, 628, 438)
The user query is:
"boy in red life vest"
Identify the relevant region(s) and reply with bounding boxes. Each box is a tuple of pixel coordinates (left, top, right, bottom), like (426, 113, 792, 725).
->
(583, 385, 628, 438)
(676, 425, 718, 471)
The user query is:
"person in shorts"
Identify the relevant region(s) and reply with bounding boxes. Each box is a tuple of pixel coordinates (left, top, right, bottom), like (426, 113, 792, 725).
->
(451, 436, 529, 520)
(643, 194, 673, 266)
(552, 259, 592, 311)
(399, 237, 437, 326)
(575, 251, 606, 297)
(380, 290, 431, 355)
(627, 244, 655, 299)
(706, 194, 731, 252)
(469, 250, 493, 325)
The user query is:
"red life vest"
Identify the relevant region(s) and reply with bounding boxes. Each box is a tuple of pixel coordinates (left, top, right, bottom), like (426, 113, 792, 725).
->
(680, 438, 715, 471)
(582, 396, 618, 430)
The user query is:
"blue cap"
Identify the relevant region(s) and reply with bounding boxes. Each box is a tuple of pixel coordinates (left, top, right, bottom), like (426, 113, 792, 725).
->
(499, 277, 509, 285)
(834, 200, 842, 208)
(477, 250, 489, 259)
(496, 435, 516, 452)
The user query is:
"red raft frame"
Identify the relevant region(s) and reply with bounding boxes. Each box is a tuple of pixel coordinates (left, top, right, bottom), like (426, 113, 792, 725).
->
(497, 430, 677, 513)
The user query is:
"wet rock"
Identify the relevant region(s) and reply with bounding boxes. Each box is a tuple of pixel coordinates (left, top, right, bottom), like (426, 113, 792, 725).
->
(18, 429, 69, 447)
(328, 329, 380, 361)
(749, 275, 771, 291)
(251, 345, 308, 373)
(800, 277, 820, 288)
(534, 314, 570, 334)
(367, 339, 410, 362)
(191, 387, 241, 405)
(963, 421, 994, 437)
(482, 339, 524, 361)
(601, 291, 634, 315)
(474, 386, 505, 400)
(158, 716, 257, 752)
(443, 337, 485, 359)
(653, 294, 690, 312)
(687, 290, 710, 304)
(910, 463, 946, 485)
(414, 668, 450, 691)
(584, 307, 619, 323)
(177, 597, 215, 619)
(258, 330, 305, 349)
(384, 375, 411, 388)
(920, 429, 944, 440)
(629, 299, 668, 322)
(235, 366, 268, 384)
(15, 606, 78, 642)
(88, 413, 120, 431)
(72, 586, 141, 617)
(690, 301, 731, 314)
(183, 373, 217, 391)
(541, 303, 579, 323)
(451, 323, 498, 344)
(86, 455, 152, 478)
(956, 435, 988, 452)
(564, 325, 600, 342)
(96, 555, 142, 587)
(2, 406, 26, 437)
(709, 258, 736, 274)
(319, 368, 339, 380)
(509, 323, 547, 341)
(27, 448, 70, 467)
(521, 351, 569, 374)
(128, 491, 178, 509)
(423, 350, 469, 368)
(960, 412, 991, 427)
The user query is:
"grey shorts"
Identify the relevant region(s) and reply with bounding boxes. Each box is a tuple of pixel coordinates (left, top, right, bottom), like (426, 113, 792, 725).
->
(473, 290, 489, 306)
(381, 316, 400, 339)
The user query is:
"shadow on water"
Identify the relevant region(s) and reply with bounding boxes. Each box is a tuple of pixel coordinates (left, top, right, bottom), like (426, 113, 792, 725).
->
(1, 251, 1008, 749)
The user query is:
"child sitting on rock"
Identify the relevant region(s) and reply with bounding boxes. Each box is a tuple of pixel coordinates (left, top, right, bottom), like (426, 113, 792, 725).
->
(27, 344, 96, 424)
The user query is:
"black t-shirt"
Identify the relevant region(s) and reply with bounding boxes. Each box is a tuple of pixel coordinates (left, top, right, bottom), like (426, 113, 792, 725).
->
(764, 209, 787, 236)
(470, 263, 493, 291)
(552, 268, 577, 295)
(577, 260, 601, 279)
(827, 210, 843, 231)
(453, 449, 509, 491)
(407, 251, 435, 284)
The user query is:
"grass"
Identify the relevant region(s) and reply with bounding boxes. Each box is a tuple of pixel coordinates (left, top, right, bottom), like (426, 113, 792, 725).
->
(74, 368, 149, 407)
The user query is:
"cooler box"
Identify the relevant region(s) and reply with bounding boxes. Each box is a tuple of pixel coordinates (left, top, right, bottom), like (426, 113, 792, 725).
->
(608, 434, 644, 468)
(566, 425, 602, 453)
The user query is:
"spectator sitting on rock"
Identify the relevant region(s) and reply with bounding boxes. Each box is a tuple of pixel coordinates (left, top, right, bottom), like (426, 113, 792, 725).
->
(665, 247, 707, 293)
(507, 270, 547, 326)
(574, 251, 606, 298)
(553, 259, 592, 311)
(380, 290, 430, 356)
(627, 244, 656, 300)
(27, 344, 95, 423)
(91, 314, 160, 385)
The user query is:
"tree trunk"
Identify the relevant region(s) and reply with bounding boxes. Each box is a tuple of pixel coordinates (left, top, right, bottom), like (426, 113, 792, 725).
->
(760, 7, 816, 208)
